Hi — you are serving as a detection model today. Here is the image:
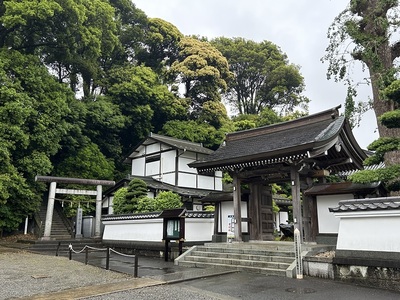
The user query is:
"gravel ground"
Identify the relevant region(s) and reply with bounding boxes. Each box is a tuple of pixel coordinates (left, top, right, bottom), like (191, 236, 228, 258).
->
(0, 250, 131, 299)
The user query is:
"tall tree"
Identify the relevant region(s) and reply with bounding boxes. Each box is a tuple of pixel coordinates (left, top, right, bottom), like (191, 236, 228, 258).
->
(169, 36, 232, 116)
(106, 64, 187, 154)
(0, 49, 74, 232)
(212, 37, 308, 115)
(323, 0, 400, 193)
(137, 18, 183, 75)
(1, 0, 120, 98)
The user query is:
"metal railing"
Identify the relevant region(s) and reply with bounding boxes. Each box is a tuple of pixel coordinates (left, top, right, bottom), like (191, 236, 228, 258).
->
(67, 244, 139, 277)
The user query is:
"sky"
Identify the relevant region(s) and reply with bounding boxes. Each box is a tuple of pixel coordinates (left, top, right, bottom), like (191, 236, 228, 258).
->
(133, 0, 378, 148)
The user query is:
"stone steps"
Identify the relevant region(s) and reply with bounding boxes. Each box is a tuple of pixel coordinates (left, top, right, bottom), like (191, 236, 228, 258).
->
(176, 242, 296, 277)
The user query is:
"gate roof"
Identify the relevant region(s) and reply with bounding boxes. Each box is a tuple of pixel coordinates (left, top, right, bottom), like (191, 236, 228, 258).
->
(189, 106, 367, 181)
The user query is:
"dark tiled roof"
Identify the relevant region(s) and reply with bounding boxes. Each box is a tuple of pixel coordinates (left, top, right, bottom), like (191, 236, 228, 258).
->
(102, 210, 214, 221)
(149, 133, 214, 154)
(190, 107, 347, 169)
(329, 197, 400, 213)
(304, 182, 382, 196)
(104, 176, 216, 198)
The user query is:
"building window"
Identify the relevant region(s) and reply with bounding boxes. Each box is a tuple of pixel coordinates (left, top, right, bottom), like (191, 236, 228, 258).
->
(146, 154, 161, 163)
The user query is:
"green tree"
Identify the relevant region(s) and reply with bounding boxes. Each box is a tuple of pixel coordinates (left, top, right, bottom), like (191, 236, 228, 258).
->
(324, 0, 400, 193)
(0, 49, 73, 232)
(1, 0, 120, 98)
(112, 179, 148, 214)
(112, 187, 128, 214)
(169, 36, 232, 115)
(136, 191, 183, 213)
(161, 120, 233, 150)
(137, 18, 183, 75)
(350, 79, 400, 191)
(106, 64, 187, 153)
(212, 37, 308, 115)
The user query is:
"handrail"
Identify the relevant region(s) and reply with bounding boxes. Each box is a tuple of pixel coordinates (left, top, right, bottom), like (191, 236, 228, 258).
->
(68, 244, 138, 277)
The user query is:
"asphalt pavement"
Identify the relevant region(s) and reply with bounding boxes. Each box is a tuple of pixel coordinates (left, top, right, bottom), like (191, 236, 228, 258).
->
(2, 242, 400, 299)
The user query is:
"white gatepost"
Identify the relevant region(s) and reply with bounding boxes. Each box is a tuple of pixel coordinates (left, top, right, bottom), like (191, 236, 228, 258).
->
(42, 181, 57, 240)
(95, 185, 102, 238)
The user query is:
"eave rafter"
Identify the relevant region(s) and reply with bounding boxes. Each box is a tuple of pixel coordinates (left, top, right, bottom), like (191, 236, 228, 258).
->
(198, 152, 309, 174)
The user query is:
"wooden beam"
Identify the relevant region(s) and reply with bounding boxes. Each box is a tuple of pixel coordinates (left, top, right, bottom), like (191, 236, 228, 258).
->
(232, 174, 242, 242)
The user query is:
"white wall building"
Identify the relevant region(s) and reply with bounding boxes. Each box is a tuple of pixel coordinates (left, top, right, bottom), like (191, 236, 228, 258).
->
(103, 133, 223, 214)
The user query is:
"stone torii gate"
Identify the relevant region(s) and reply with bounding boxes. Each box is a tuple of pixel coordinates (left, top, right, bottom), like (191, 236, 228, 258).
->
(35, 176, 115, 240)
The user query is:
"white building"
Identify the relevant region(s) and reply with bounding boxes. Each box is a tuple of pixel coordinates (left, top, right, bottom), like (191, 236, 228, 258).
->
(102, 133, 223, 214)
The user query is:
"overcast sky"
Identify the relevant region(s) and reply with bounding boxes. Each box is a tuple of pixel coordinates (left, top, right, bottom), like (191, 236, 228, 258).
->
(133, 0, 378, 148)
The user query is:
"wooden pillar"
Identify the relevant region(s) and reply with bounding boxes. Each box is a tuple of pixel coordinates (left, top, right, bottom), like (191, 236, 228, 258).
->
(303, 177, 317, 242)
(290, 166, 303, 241)
(249, 182, 261, 240)
(42, 181, 56, 240)
(213, 202, 220, 235)
(232, 174, 242, 242)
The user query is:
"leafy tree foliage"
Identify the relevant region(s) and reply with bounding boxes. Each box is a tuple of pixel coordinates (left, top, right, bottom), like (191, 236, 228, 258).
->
(212, 37, 308, 115)
(137, 191, 183, 213)
(169, 37, 232, 115)
(113, 179, 148, 214)
(106, 64, 187, 154)
(112, 187, 128, 214)
(137, 18, 183, 75)
(0, 49, 73, 232)
(324, 0, 400, 193)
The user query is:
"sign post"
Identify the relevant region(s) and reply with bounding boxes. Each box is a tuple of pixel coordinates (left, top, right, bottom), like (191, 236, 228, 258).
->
(227, 214, 235, 243)
(160, 208, 186, 261)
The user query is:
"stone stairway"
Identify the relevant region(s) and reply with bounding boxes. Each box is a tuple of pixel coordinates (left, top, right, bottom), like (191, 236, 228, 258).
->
(175, 241, 296, 277)
(36, 201, 73, 240)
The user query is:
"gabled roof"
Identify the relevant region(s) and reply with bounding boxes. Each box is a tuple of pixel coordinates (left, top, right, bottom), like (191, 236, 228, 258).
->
(124, 133, 213, 163)
(189, 106, 367, 176)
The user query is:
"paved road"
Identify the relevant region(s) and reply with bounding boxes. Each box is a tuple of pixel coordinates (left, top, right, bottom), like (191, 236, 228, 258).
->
(66, 250, 400, 300)
(2, 243, 400, 299)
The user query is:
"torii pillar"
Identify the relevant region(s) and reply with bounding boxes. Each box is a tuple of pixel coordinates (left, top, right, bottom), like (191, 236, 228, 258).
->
(35, 176, 115, 240)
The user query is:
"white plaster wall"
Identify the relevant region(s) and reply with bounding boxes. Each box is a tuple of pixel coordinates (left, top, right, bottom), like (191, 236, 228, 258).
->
(102, 218, 213, 242)
(131, 157, 145, 176)
(335, 210, 400, 252)
(145, 160, 160, 176)
(220, 201, 248, 233)
(178, 173, 196, 188)
(146, 143, 160, 154)
(158, 173, 175, 186)
(161, 150, 176, 173)
(103, 219, 163, 242)
(317, 194, 353, 234)
(185, 219, 213, 241)
(197, 175, 215, 190)
(179, 157, 197, 173)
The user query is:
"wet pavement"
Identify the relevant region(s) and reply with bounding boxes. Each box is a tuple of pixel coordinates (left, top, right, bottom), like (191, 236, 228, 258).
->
(2, 242, 400, 299)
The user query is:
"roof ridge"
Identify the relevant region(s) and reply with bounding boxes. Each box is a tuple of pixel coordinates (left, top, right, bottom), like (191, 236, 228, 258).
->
(226, 106, 341, 142)
(150, 132, 204, 147)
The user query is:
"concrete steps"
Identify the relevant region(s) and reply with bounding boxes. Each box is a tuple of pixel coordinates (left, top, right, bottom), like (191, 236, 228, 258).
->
(37, 201, 73, 240)
(175, 242, 296, 277)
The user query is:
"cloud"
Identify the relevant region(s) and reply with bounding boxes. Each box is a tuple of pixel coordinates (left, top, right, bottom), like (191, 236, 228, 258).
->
(133, 0, 378, 148)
